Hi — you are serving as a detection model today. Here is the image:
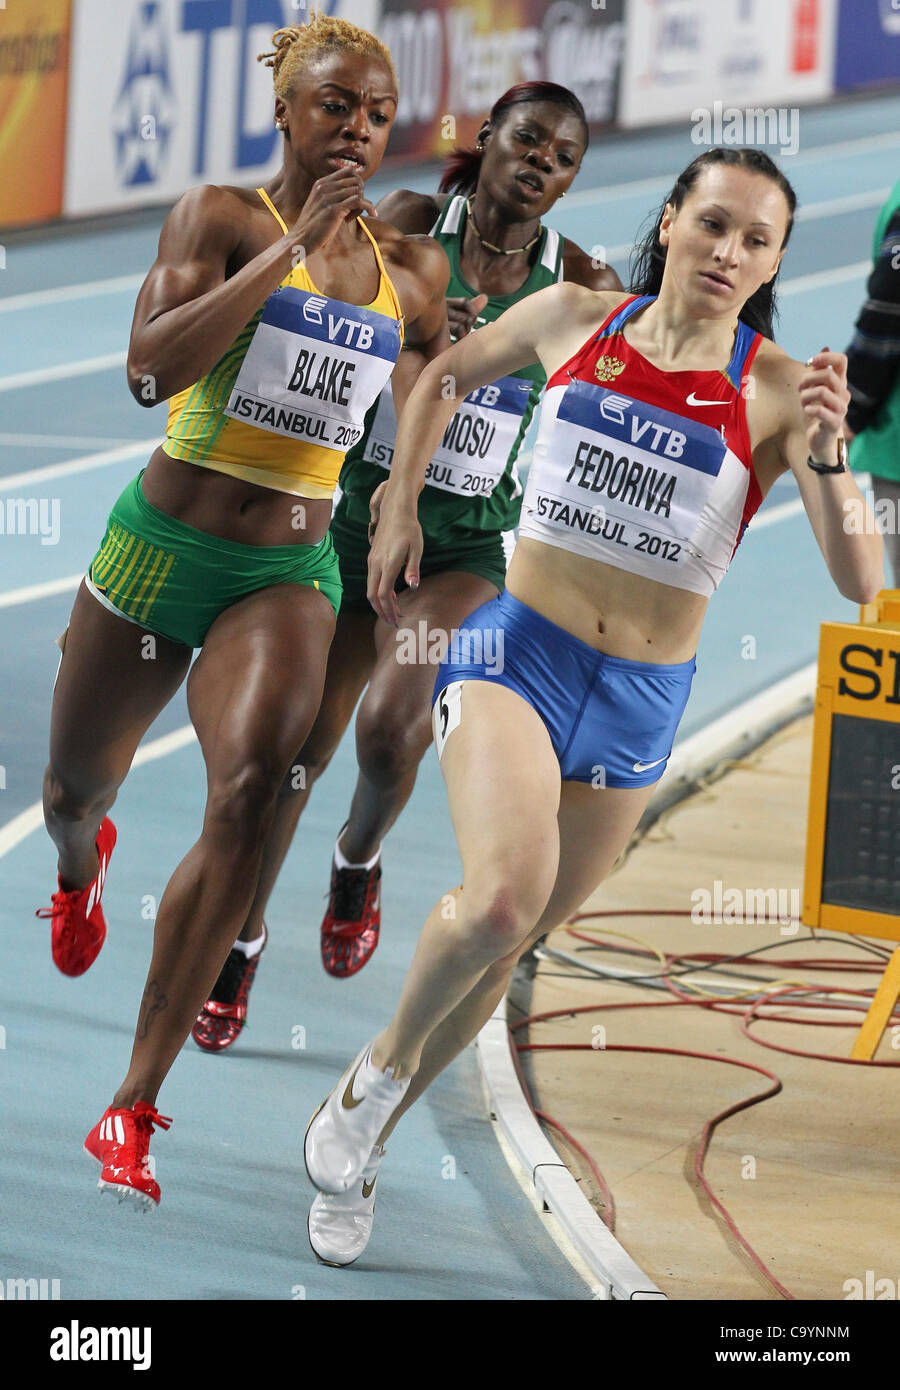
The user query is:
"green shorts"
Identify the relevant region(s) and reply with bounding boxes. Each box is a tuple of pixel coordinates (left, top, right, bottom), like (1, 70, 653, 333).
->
(331, 491, 514, 614)
(87, 471, 341, 647)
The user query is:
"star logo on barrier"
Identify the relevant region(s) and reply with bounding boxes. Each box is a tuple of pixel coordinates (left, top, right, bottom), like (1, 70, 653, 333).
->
(112, 0, 175, 187)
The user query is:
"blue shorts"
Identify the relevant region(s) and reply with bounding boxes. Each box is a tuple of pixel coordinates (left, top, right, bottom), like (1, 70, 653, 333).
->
(431, 591, 695, 788)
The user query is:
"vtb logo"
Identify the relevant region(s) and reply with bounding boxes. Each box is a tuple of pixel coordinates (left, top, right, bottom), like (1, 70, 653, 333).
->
(302, 295, 329, 326)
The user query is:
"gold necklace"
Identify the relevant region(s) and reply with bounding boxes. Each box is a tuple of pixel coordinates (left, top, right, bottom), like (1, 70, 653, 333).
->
(465, 195, 542, 256)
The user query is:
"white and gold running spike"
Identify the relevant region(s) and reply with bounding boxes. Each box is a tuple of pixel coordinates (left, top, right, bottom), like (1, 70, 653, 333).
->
(304, 1042, 409, 1194)
(308, 1145, 384, 1266)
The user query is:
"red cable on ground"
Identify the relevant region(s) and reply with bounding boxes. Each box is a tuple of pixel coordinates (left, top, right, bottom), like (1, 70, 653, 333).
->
(513, 907, 900, 1299)
(507, 1025, 617, 1229)
(658, 956, 900, 1055)
(534, 1110, 618, 1234)
(740, 985, 900, 1066)
(515, 1018, 790, 1298)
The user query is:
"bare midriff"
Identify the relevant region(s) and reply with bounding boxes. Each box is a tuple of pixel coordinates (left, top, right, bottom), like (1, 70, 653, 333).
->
(506, 536, 709, 663)
(141, 447, 333, 547)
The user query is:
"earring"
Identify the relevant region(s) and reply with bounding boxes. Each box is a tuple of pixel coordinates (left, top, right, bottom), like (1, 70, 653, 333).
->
(560, 190, 566, 198)
(275, 119, 285, 130)
(475, 141, 485, 152)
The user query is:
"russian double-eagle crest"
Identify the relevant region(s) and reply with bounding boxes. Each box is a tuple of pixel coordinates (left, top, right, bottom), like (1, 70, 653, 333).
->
(594, 356, 626, 384)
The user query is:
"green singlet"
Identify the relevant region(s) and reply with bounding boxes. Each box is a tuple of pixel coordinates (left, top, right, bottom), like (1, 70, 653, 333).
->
(332, 193, 565, 609)
(849, 175, 900, 486)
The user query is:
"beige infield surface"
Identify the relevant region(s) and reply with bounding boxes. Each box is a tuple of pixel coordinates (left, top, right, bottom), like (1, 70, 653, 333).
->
(518, 715, 900, 1301)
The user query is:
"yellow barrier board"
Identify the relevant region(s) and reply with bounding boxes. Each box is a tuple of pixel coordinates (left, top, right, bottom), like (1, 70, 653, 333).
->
(803, 592, 900, 1057)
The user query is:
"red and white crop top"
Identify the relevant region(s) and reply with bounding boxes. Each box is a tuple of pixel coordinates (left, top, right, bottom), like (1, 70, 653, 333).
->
(518, 294, 765, 596)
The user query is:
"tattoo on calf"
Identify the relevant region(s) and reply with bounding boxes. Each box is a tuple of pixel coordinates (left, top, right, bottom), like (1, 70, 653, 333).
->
(136, 978, 169, 1039)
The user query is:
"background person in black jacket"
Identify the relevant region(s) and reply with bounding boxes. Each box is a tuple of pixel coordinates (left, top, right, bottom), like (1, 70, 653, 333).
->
(845, 181, 900, 586)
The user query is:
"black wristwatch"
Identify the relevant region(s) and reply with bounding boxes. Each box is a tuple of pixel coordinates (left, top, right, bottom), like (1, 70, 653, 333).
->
(807, 436, 847, 474)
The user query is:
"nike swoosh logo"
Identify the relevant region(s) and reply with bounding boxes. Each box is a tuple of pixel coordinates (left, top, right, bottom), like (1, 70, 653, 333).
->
(361, 1178, 376, 1198)
(685, 392, 727, 407)
(632, 756, 667, 772)
(341, 1056, 366, 1110)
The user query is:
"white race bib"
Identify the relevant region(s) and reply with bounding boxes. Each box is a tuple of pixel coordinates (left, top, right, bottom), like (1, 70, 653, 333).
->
(224, 287, 401, 452)
(363, 374, 535, 497)
(520, 381, 750, 593)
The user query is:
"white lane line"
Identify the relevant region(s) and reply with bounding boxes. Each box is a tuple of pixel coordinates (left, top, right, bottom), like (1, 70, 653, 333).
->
(558, 174, 669, 209)
(0, 438, 158, 491)
(601, 240, 634, 263)
(780, 260, 869, 295)
(751, 498, 805, 530)
(0, 274, 144, 314)
(0, 724, 197, 861)
(795, 186, 889, 220)
(0, 804, 49, 861)
(0, 257, 861, 406)
(0, 352, 127, 394)
(565, 158, 896, 212)
(0, 574, 81, 609)
(549, 136, 900, 210)
(0, 432, 141, 450)
(795, 128, 900, 163)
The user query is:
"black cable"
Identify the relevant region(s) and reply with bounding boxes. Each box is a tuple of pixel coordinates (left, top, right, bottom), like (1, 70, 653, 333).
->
(551, 928, 893, 988)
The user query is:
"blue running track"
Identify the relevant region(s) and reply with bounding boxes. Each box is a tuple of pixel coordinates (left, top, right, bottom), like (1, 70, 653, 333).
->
(1, 92, 897, 1300)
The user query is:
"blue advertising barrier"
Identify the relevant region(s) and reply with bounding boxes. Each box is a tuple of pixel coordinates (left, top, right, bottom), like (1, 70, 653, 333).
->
(835, 0, 900, 89)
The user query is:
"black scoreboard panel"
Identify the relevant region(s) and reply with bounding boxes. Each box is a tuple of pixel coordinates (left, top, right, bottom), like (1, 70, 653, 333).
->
(822, 714, 900, 914)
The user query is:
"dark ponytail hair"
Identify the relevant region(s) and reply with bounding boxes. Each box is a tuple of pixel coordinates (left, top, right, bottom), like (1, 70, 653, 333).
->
(629, 147, 798, 340)
(438, 81, 589, 198)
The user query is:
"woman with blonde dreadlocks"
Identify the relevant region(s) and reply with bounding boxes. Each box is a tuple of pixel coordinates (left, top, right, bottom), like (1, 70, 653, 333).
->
(34, 14, 450, 1209)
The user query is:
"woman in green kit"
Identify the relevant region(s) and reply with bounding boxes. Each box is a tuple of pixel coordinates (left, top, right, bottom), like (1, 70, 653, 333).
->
(193, 82, 623, 1053)
(844, 175, 900, 586)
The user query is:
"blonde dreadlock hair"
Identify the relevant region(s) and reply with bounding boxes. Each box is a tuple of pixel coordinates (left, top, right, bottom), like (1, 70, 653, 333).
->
(258, 11, 396, 99)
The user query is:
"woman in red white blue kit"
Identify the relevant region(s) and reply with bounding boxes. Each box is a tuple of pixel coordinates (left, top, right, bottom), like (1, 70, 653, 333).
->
(301, 147, 884, 1266)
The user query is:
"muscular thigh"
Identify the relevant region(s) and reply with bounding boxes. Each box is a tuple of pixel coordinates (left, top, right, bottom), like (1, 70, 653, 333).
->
(186, 582, 336, 778)
(299, 606, 377, 767)
(50, 581, 192, 792)
(363, 568, 499, 742)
